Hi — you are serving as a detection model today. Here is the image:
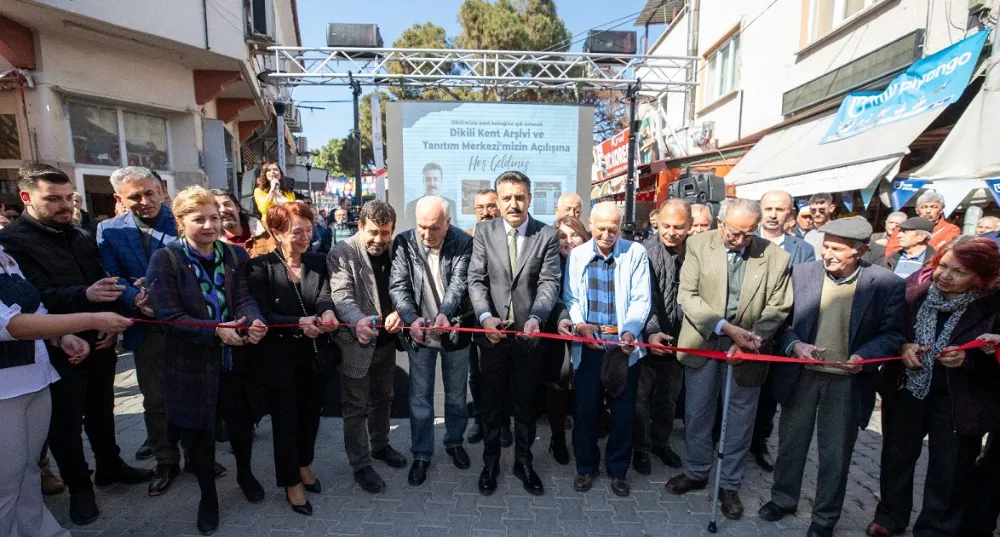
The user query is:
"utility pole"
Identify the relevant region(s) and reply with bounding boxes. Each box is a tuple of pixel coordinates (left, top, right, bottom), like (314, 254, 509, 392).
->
(624, 83, 640, 239)
(350, 73, 363, 208)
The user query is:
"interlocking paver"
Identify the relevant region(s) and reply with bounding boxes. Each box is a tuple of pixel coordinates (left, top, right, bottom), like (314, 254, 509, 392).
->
(45, 353, 935, 536)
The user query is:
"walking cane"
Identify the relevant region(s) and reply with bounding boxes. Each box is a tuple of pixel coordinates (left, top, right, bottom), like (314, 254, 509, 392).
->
(707, 362, 735, 534)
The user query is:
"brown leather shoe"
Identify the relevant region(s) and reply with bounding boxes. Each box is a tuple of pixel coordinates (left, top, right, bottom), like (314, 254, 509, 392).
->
(40, 456, 65, 496)
(573, 473, 598, 492)
(664, 474, 708, 495)
(719, 489, 744, 520)
(610, 478, 630, 497)
(865, 521, 895, 537)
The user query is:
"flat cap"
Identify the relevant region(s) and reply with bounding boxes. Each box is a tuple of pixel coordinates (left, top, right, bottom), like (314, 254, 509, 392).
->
(819, 216, 873, 242)
(899, 217, 935, 233)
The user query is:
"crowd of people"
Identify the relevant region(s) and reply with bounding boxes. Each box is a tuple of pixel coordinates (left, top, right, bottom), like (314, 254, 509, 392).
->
(0, 162, 998, 537)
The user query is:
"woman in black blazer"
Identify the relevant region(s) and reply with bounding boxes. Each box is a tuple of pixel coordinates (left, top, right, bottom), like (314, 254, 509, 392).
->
(249, 202, 339, 516)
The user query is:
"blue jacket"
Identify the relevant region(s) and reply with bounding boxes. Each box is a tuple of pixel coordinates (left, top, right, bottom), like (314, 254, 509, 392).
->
(564, 238, 651, 368)
(782, 233, 816, 268)
(984, 230, 1000, 247)
(97, 208, 178, 350)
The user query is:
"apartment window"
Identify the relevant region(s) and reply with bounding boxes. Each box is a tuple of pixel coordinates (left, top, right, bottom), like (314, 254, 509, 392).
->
(705, 34, 740, 104)
(0, 114, 20, 160)
(809, 0, 877, 41)
(69, 102, 170, 170)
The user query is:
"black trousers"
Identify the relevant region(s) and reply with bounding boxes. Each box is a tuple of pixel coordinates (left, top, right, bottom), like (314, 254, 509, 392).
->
(265, 358, 325, 487)
(874, 388, 981, 537)
(751, 378, 778, 450)
(47, 348, 121, 495)
(480, 339, 543, 467)
(959, 431, 1000, 536)
(468, 343, 511, 426)
(180, 427, 219, 504)
(218, 368, 255, 472)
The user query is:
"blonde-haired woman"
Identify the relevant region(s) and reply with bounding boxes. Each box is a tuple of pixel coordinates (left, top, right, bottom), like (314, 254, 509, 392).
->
(147, 186, 267, 535)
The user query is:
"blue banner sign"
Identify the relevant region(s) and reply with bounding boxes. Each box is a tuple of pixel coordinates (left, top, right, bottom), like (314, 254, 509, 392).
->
(890, 179, 929, 210)
(821, 31, 988, 144)
(985, 178, 1000, 207)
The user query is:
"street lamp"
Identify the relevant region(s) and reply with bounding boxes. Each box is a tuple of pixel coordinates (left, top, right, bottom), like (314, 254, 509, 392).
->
(257, 70, 291, 172)
(298, 152, 314, 202)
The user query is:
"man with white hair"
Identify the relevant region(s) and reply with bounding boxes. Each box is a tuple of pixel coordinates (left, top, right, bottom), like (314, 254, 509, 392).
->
(872, 212, 907, 246)
(389, 197, 475, 486)
(559, 201, 651, 498)
(555, 193, 583, 221)
(97, 166, 181, 496)
(666, 198, 792, 520)
(915, 191, 960, 251)
(882, 217, 935, 279)
(975, 216, 1000, 236)
(689, 204, 712, 235)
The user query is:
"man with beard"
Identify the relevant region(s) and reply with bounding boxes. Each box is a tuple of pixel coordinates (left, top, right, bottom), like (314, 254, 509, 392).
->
(328, 200, 407, 493)
(212, 189, 273, 258)
(468, 171, 561, 496)
(633, 199, 690, 476)
(466, 189, 498, 236)
(97, 167, 183, 496)
(750, 190, 816, 472)
(405, 163, 458, 226)
(0, 164, 151, 525)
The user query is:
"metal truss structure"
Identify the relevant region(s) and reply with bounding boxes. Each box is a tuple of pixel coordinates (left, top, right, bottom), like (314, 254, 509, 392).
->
(260, 47, 698, 92)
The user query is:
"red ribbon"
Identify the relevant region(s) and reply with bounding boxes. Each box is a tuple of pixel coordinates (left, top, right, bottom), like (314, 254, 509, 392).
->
(130, 317, 998, 366)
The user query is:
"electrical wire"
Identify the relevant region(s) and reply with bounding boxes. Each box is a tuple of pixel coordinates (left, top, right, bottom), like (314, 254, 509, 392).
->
(543, 9, 647, 52)
(205, 0, 246, 36)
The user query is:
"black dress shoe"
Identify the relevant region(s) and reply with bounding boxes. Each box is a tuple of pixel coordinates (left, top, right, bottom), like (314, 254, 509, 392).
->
(303, 478, 321, 494)
(806, 523, 833, 537)
(285, 490, 313, 516)
(758, 501, 795, 522)
(237, 472, 266, 503)
(196, 497, 219, 535)
(478, 464, 499, 496)
(499, 426, 513, 448)
(408, 460, 431, 486)
(135, 439, 153, 461)
(719, 489, 744, 520)
(573, 473, 598, 492)
(372, 446, 408, 468)
(69, 492, 100, 525)
(446, 446, 471, 469)
(148, 463, 180, 496)
(549, 435, 570, 465)
(354, 466, 386, 493)
(650, 445, 682, 468)
(611, 478, 630, 497)
(664, 474, 708, 495)
(513, 463, 544, 496)
(94, 461, 155, 486)
(632, 451, 652, 476)
(752, 444, 775, 472)
(467, 420, 485, 444)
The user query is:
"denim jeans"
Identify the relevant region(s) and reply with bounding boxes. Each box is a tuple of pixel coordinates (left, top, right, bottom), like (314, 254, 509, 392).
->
(408, 345, 470, 461)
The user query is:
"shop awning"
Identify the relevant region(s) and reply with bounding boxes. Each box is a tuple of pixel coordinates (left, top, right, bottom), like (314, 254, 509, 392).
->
(726, 108, 945, 200)
(907, 63, 1000, 180)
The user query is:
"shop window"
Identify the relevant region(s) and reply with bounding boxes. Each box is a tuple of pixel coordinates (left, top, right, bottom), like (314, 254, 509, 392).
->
(69, 102, 170, 170)
(0, 115, 20, 160)
(809, 0, 877, 42)
(704, 34, 740, 104)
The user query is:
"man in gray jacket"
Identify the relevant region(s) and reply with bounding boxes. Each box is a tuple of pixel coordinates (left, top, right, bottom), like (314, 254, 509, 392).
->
(328, 200, 407, 493)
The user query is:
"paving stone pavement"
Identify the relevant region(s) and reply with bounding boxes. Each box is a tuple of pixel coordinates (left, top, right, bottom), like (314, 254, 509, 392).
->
(45, 354, 934, 537)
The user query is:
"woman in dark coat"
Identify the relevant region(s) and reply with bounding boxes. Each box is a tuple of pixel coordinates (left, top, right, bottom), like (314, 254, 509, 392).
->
(867, 237, 1000, 537)
(544, 217, 590, 464)
(248, 202, 339, 516)
(147, 186, 267, 535)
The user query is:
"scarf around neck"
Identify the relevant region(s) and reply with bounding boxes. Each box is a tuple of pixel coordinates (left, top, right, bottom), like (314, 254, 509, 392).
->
(906, 284, 978, 399)
(181, 240, 234, 370)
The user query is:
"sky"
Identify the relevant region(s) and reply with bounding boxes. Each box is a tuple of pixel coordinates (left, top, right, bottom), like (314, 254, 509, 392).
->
(292, 0, 665, 152)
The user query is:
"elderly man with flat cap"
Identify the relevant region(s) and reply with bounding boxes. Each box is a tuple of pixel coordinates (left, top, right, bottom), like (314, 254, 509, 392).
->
(759, 217, 906, 537)
(882, 217, 935, 279)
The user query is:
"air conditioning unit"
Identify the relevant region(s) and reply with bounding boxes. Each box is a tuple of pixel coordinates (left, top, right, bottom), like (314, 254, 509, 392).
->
(248, 0, 276, 40)
(326, 24, 383, 58)
(295, 136, 308, 155)
(584, 31, 637, 56)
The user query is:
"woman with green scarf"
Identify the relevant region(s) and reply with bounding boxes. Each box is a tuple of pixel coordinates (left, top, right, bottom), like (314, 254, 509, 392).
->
(147, 186, 268, 535)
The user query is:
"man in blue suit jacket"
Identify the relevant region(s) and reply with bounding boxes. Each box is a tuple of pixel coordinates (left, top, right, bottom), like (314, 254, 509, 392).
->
(751, 190, 816, 471)
(758, 217, 905, 537)
(97, 167, 179, 496)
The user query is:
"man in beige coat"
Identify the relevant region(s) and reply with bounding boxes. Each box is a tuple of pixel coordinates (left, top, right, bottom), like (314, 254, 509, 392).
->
(664, 198, 792, 520)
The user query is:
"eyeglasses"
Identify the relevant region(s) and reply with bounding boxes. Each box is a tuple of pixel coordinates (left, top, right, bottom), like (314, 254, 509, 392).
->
(721, 225, 754, 240)
(475, 204, 498, 212)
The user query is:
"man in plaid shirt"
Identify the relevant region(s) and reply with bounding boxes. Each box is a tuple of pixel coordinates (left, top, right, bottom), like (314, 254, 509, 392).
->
(560, 202, 652, 498)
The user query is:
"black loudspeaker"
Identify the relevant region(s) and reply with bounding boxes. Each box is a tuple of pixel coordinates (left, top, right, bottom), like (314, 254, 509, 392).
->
(668, 173, 726, 203)
(584, 30, 638, 55)
(326, 24, 383, 57)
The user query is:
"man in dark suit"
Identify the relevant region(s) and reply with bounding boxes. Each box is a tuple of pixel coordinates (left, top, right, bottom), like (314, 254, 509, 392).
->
(467, 171, 561, 496)
(751, 190, 816, 471)
(98, 166, 181, 496)
(759, 217, 906, 537)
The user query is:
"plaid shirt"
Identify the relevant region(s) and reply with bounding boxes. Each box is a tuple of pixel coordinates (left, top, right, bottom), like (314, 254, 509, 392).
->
(586, 244, 618, 342)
